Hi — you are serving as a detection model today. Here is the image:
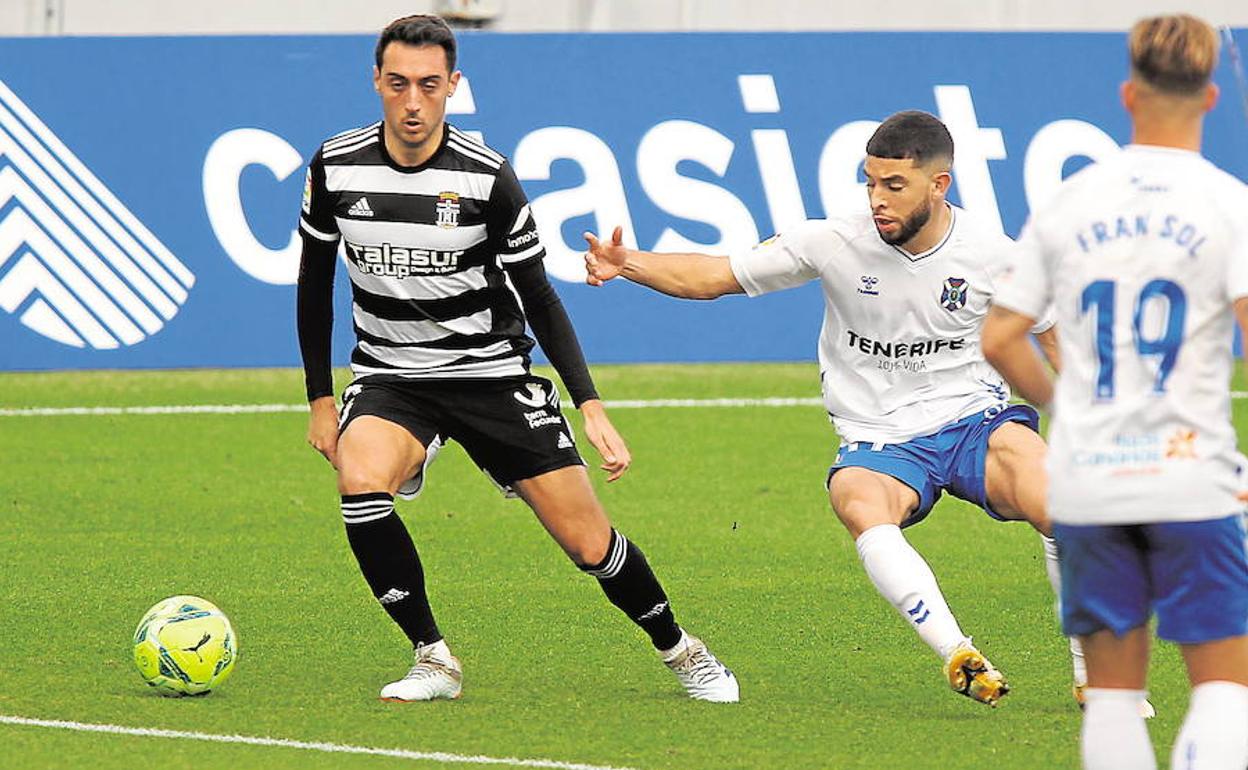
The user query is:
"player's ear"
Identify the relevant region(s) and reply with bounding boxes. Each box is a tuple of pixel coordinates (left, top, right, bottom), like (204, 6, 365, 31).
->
(1120, 80, 1135, 113)
(1203, 82, 1219, 112)
(448, 70, 461, 96)
(931, 169, 952, 197)
(373, 66, 382, 94)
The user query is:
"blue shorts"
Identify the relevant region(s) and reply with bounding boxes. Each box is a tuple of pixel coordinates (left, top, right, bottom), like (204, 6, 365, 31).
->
(827, 404, 1040, 527)
(1053, 515, 1248, 643)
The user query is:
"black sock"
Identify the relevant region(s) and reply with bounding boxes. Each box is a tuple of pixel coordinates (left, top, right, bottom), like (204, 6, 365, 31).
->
(581, 529, 681, 650)
(341, 492, 441, 647)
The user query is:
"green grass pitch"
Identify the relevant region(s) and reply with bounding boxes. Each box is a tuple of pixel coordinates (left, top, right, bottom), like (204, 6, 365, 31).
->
(0, 363, 1233, 769)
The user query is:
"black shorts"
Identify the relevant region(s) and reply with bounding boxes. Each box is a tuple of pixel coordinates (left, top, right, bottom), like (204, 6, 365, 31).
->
(338, 374, 584, 494)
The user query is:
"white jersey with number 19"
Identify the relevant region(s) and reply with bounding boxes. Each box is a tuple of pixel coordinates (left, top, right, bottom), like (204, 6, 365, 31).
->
(730, 205, 1042, 446)
(995, 145, 1248, 525)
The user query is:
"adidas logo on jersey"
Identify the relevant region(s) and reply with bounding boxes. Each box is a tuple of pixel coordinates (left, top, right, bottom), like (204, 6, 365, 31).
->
(557, 432, 574, 449)
(348, 197, 374, 217)
(378, 588, 410, 605)
(0, 79, 194, 350)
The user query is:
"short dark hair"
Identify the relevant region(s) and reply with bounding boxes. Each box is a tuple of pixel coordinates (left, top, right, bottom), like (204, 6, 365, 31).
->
(375, 14, 457, 72)
(866, 111, 954, 168)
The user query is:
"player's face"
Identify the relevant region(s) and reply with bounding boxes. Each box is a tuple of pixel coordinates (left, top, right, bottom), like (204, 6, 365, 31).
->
(863, 156, 943, 246)
(374, 43, 460, 155)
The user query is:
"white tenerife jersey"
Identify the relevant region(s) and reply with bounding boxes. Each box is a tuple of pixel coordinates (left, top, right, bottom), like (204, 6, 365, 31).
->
(730, 205, 1040, 445)
(995, 145, 1248, 525)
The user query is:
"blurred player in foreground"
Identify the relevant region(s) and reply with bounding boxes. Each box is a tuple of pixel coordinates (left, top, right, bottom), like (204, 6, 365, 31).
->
(585, 111, 1076, 708)
(297, 14, 737, 703)
(983, 14, 1248, 768)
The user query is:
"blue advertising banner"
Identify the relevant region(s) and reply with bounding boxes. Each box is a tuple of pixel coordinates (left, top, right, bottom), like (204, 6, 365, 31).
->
(1, 31, 1246, 370)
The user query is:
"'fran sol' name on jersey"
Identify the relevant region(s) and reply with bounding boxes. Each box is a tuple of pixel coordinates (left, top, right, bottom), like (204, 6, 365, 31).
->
(298, 122, 547, 380)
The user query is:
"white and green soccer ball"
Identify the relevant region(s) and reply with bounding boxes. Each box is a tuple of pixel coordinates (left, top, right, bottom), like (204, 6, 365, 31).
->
(133, 595, 237, 696)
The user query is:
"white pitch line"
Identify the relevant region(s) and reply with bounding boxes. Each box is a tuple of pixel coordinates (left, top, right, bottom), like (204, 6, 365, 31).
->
(0, 714, 639, 770)
(0, 397, 826, 417)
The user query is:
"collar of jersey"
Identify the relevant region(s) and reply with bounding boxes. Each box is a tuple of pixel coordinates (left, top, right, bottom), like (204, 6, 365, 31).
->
(377, 121, 451, 173)
(888, 203, 957, 263)
(1123, 143, 1203, 160)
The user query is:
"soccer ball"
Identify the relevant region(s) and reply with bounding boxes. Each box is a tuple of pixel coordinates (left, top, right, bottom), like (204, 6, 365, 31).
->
(132, 595, 237, 696)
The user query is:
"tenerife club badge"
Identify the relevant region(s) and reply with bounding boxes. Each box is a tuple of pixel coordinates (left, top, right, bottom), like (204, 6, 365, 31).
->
(940, 277, 968, 312)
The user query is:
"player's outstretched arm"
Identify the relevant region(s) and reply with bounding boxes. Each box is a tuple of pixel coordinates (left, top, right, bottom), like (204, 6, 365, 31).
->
(982, 305, 1054, 409)
(583, 226, 744, 300)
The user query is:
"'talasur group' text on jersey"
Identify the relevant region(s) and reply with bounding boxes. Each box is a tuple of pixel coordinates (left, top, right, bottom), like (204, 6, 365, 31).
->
(730, 205, 1043, 445)
(995, 145, 1248, 525)
(298, 122, 545, 380)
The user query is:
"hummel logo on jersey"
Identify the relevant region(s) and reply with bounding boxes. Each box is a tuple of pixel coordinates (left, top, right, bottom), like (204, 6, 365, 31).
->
(348, 197, 374, 217)
(0, 80, 194, 350)
(858, 275, 880, 296)
(378, 588, 410, 605)
(557, 431, 574, 450)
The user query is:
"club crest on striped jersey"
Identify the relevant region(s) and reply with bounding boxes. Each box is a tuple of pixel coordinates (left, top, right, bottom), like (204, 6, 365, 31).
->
(436, 191, 460, 228)
(940, 277, 969, 312)
(0, 79, 195, 350)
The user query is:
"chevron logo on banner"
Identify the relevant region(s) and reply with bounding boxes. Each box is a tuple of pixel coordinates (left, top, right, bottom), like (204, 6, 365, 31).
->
(0, 80, 193, 349)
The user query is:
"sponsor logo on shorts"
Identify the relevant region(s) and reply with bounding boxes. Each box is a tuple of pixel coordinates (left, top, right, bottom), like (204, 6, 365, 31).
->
(524, 410, 563, 430)
(513, 382, 547, 408)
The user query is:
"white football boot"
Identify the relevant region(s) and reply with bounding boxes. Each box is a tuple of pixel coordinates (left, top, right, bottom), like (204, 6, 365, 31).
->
(661, 631, 739, 703)
(379, 639, 462, 702)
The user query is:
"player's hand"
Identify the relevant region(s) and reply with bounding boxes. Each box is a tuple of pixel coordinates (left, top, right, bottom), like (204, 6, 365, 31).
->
(307, 396, 340, 468)
(583, 226, 628, 286)
(578, 398, 631, 482)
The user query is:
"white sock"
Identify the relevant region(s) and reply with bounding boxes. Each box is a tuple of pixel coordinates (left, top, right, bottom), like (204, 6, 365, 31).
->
(1170, 681, 1248, 770)
(855, 524, 968, 660)
(659, 629, 691, 662)
(1082, 688, 1155, 770)
(1041, 534, 1087, 685)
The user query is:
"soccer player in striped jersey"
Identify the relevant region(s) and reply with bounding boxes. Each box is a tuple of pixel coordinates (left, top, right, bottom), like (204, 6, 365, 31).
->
(983, 14, 1248, 768)
(584, 111, 1089, 709)
(297, 14, 737, 703)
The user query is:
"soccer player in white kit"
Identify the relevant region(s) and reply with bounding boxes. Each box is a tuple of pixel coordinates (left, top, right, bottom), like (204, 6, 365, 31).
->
(584, 111, 1069, 707)
(982, 14, 1248, 769)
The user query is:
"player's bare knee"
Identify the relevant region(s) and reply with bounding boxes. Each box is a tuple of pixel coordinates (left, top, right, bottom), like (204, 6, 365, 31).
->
(564, 529, 611, 567)
(337, 461, 394, 496)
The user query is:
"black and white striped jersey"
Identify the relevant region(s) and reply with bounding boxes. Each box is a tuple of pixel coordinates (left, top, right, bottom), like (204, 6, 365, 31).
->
(298, 122, 546, 381)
